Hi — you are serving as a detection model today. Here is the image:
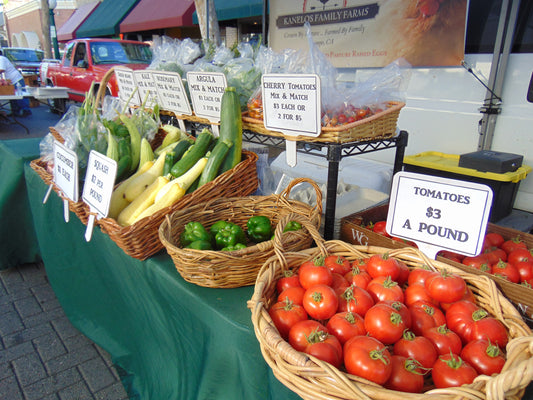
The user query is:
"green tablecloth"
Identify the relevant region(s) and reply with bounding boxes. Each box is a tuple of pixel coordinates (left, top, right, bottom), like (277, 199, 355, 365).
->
(24, 165, 299, 400)
(0, 138, 42, 269)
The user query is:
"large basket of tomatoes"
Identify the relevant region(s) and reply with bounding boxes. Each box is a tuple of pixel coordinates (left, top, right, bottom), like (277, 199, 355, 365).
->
(248, 212, 533, 400)
(243, 97, 404, 143)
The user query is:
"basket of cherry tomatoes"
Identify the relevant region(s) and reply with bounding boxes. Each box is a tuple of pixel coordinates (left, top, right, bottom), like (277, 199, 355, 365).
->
(248, 213, 533, 400)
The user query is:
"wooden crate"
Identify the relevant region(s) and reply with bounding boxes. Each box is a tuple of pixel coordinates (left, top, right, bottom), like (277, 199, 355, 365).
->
(0, 85, 15, 95)
(340, 203, 533, 316)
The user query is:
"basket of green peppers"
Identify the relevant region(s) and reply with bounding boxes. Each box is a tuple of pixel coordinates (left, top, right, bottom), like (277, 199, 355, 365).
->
(159, 177, 323, 288)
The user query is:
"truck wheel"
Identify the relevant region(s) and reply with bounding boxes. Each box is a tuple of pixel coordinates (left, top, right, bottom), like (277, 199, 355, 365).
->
(46, 80, 66, 114)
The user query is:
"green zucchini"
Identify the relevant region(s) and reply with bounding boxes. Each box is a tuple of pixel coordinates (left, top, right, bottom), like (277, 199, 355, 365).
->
(172, 138, 194, 161)
(116, 138, 132, 181)
(170, 129, 213, 178)
(163, 152, 175, 176)
(198, 139, 232, 187)
(219, 87, 242, 173)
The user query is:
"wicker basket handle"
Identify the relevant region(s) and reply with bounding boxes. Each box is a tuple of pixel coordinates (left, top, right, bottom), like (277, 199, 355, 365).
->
(272, 212, 327, 272)
(280, 177, 323, 216)
(94, 66, 116, 112)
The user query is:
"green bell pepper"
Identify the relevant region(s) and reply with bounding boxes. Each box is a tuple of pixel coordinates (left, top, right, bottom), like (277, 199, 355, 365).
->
(186, 239, 213, 250)
(180, 222, 212, 247)
(283, 220, 302, 232)
(210, 220, 231, 237)
(221, 243, 247, 252)
(214, 222, 246, 250)
(246, 215, 272, 243)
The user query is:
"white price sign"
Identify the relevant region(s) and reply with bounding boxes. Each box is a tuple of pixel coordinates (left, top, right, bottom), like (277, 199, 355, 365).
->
(82, 151, 117, 218)
(186, 71, 227, 122)
(53, 140, 79, 202)
(115, 67, 141, 106)
(133, 70, 158, 107)
(151, 71, 192, 115)
(262, 74, 321, 137)
(386, 171, 493, 259)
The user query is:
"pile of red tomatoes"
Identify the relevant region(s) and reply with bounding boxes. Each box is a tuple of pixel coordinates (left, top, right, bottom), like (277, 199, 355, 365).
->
(268, 253, 509, 393)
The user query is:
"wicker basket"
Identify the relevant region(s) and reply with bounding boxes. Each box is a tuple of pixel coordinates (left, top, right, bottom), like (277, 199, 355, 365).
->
(97, 150, 258, 260)
(242, 101, 404, 144)
(30, 157, 91, 225)
(158, 178, 323, 288)
(249, 213, 533, 400)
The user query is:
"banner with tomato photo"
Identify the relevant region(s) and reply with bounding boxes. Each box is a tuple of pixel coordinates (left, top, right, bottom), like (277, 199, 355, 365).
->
(269, 0, 468, 68)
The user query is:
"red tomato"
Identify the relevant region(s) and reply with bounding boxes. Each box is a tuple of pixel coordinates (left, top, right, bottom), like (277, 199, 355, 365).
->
(462, 254, 491, 272)
(483, 232, 505, 250)
(407, 267, 435, 286)
(372, 221, 391, 238)
(484, 247, 507, 264)
(385, 355, 425, 393)
(288, 320, 328, 352)
(324, 255, 351, 276)
(396, 260, 410, 286)
(501, 237, 528, 254)
(350, 258, 369, 272)
(343, 335, 392, 385)
(276, 271, 301, 293)
(337, 285, 374, 317)
(302, 284, 339, 321)
(305, 335, 343, 368)
(515, 260, 533, 283)
(440, 286, 476, 312)
(364, 303, 407, 344)
(277, 286, 306, 305)
(344, 267, 372, 289)
(367, 276, 404, 303)
(438, 250, 465, 263)
(460, 339, 506, 376)
(423, 324, 462, 356)
(425, 270, 467, 303)
(507, 248, 533, 265)
(445, 300, 509, 347)
(393, 330, 438, 369)
(298, 257, 333, 289)
(432, 353, 478, 388)
(330, 273, 350, 295)
(409, 300, 446, 336)
(326, 311, 366, 345)
(381, 299, 412, 329)
(404, 283, 438, 308)
(366, 253, 401, 281)
(268, 299, 308, 339)
(491, 260, 520, 283)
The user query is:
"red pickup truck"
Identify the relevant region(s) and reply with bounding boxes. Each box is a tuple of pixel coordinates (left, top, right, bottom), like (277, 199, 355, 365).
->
(42, 38, 152, 104)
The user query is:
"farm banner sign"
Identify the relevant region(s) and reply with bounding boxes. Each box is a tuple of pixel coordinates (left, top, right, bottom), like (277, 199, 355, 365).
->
(269, 0, 468, 68)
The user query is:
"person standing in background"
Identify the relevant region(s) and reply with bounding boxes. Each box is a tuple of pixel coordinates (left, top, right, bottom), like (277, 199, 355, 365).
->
(0, 50, 32, 117)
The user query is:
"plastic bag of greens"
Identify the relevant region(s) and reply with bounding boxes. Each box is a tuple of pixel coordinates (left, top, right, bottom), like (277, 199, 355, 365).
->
(223, 57, 262, 111)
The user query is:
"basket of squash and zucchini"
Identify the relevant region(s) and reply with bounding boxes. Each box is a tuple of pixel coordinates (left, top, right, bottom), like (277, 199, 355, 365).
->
(158, 176, 323, 288)
(96, 86, 259, 260)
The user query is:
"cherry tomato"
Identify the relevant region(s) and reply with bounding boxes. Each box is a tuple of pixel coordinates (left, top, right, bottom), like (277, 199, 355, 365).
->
(277, 286, 306, 306)
(501, 237, 528, 254)
(460, 339, 506, 376)
(344, 267, 372, 289)
(483, 232, 505, 250)
(288, 320, 328, 352)
(298, 257, 333, 289)
(507, 248, 533, 265)
(372, 221, 391, 238)
(409, 300, 446, 336)
(276, 270, 301, 294)
(393, 330, 438, 369)
(367, 276, 404, 303)
(324, 255, 351, 276)
(491, 260, 520, 283)
(404, 282, 439, 308)
(364, 303, 407, 344)
(385, 355, 425, 393)
(326, 311, 366, 345)
(343, 335, 392, 385)
(269, 299, 308, 339)
(302, 284, 339, 321)
(423, 324, 462, 356)
(366, 253, 401, 281)
(425, 270, 467, 303)
(337, 285, 374, 317)
(432, 353, 478, 388)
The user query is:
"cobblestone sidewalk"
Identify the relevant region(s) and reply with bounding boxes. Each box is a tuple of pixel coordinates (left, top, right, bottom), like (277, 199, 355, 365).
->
(0, 262, 129, 400)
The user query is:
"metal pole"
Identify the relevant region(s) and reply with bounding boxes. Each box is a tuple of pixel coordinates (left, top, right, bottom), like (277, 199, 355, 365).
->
(49, 8, 60, 59)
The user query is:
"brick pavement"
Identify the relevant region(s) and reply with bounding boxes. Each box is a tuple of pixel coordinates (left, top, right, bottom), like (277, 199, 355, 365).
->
(0, 262, 129, 400)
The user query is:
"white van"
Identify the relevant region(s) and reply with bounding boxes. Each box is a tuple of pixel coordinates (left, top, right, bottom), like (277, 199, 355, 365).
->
(339, 0, 533, 219)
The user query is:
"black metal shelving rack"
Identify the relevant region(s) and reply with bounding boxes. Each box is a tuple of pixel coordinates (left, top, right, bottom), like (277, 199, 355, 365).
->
(242, 130, 409, 240)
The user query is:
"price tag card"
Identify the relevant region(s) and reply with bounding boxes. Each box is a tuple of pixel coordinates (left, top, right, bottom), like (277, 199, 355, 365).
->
(115, 66, 141, 106)
(53, 140, 79, 202)
(186, 71, 227, 122)
(133, 70, 158, 108)
(82, 151, 117, 218)
(386, 171, 493, 259)
(151, 71, 192, 115)
(262, 74, 321, 137)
